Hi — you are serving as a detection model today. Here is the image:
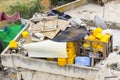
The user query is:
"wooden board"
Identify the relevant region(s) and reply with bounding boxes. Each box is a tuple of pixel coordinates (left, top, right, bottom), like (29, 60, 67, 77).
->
(30, 19, 69, 39)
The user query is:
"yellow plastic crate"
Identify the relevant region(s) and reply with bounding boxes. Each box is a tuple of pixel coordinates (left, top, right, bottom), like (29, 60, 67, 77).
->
(9, 40, 18, 49)
(67, 42, 75, 48)
(67, 49, 75, 58)
(67, 54, 76, 64)
(58, 58, 67, 66)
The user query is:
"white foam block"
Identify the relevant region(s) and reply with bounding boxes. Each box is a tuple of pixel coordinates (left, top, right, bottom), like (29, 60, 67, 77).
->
(23, 40, 67, 58)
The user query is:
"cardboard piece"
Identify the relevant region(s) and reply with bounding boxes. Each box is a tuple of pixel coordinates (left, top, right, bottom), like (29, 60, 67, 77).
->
(30, 18, 69, 39)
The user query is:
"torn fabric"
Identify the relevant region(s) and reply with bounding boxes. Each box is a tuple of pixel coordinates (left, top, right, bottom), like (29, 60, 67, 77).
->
(0, 12, 20, 21)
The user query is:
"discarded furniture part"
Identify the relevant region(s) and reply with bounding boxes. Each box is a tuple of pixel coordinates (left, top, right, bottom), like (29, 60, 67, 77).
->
(23, 40, 67, 58)
(1, 54, 99, 80)
(0, 12, 20, 21)
(31, 16, 59, 32)
(95, 53, 120, 80)
(29, 17, 69, 39)
(52, 26, 87, 42)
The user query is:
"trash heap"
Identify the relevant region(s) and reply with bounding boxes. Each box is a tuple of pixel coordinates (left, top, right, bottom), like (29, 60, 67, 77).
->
(7, 10, 113, 67)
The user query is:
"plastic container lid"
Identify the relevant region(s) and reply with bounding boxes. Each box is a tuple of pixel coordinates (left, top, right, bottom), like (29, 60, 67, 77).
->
(75, 56, 91, 67)
(22, 31, 29, 38)
(9, 40, 18, 49)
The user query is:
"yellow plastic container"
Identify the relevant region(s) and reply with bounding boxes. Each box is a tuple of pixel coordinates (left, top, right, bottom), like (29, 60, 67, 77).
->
(92, 43, 98, 48)
(67, 41, 76, 58)
(13, 73, 17, 79)
(22, 31, 29, 38)
(67, 42, 75, 48)
(67, 50, 74, 58)
(92, 38, 100, 47)
(58, 58, 67, 66)
(93, 27, 103, 36)
(67, 54, 76, 64)
(96, 33, 103, 40)
(9, 40, 18, 49)
(101, 33, 110, 43)
(83, 42, 90, 48)
(94, 27, 103, 33)
(96, 44, 103, 51)
(87, 35, 95, 40)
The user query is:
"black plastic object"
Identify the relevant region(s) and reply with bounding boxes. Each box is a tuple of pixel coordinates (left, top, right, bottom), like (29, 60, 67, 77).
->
(52, 26, 87, 42)
(47, 10, 71, 20)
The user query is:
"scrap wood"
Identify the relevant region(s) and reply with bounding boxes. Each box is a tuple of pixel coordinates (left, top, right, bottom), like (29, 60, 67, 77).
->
(30, 19, 69, 39)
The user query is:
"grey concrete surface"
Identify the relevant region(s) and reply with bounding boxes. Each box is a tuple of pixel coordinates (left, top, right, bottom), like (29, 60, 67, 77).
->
(65, 0, 120, 47)
(65, 0, 120, 29)
(111, 29, 120, 47)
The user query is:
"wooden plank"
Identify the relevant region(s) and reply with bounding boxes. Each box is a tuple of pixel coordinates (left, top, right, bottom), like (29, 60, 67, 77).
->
(30, 19, 69, 39)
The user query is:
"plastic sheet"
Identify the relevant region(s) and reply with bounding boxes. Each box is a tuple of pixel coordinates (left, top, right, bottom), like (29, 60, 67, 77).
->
(52, 26, 87, 42)
(0, 12, 20, 21)
(0, 25, 22, 47)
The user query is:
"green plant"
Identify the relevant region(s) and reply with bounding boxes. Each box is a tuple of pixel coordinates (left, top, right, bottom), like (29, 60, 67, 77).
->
(8, 0, 44, 19)
(50, 0, 75, 8)
(50, 0, 58, 8)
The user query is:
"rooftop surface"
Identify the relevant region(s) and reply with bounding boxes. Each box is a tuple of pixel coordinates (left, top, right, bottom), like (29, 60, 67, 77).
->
(65, 0, 120, 23)
(65, 0, 120, 47)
